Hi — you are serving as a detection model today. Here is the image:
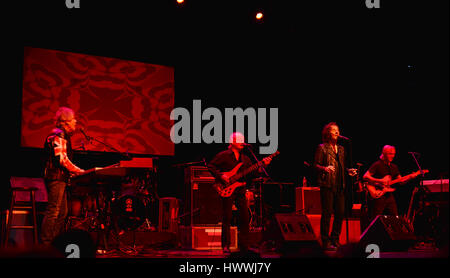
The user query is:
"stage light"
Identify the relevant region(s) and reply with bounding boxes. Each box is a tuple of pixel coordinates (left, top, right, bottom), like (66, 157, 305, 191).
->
(256, 12, 263, 20)
(177, 0, 184, 4)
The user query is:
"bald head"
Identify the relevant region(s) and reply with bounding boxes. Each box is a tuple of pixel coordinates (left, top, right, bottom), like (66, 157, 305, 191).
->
(229, 132, 245, 151)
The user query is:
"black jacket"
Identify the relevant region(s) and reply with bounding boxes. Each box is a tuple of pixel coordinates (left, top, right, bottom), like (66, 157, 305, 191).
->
(43, 128, 74, 182)
(207, 149, 256, 194)
(313, 143, 347, 189)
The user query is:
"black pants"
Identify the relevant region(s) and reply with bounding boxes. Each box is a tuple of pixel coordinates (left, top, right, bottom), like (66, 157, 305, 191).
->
(367, 193, 398, 223)
(320, 187, 345, 245)
(222, 191, 249, 251)
(41, 180, 68, 245)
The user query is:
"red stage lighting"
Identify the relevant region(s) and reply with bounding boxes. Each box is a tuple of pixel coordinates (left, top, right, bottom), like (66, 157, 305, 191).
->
(256, 12, 263, 20)
(177, 0, 185, 4)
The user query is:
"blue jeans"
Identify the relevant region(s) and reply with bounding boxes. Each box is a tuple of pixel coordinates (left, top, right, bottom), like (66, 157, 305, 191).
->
(41, 180, 68, 245)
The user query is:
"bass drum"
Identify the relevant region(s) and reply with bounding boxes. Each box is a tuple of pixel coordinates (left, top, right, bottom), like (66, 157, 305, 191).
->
(113, 193, 149, 232)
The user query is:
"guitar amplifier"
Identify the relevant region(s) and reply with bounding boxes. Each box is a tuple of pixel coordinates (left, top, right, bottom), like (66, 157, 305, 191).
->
(262, 182, 296, 213)
(296, 187, 321, 214)
(184, 166, 222, 225)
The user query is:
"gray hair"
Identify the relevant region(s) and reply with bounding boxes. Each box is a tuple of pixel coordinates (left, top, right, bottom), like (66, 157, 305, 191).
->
(54, 107, 74, 128)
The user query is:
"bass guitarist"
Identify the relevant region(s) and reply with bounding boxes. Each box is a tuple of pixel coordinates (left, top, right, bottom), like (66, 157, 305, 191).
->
(207, 132, 272, 255)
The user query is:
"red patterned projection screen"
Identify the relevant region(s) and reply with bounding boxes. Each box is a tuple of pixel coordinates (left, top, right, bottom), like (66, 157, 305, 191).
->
(21, 47, 175, 156)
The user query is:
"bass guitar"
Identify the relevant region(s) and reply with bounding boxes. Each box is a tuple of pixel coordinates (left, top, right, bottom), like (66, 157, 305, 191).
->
(213, 151, 280, 198)
(366, 169, 429, 199)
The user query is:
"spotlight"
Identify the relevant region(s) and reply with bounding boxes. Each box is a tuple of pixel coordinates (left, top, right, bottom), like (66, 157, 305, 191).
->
(256, 12, 264, 20)
(177, 0, 185, 4)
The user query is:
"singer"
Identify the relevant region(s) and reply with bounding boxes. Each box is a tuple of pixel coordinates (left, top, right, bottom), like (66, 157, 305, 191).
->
(41, 107, 85, 246)
(313, 122, 357, 251)
(207, 132, 271, 255)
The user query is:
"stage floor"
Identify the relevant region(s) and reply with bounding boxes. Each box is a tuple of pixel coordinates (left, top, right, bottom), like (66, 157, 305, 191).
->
(94, 246, 447, 259)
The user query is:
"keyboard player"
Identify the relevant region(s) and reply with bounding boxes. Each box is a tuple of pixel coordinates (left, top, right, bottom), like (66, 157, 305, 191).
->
(41, 107, 85, 246)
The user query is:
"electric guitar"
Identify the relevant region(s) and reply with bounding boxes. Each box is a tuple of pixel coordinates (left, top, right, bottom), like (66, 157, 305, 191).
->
(213, 151, 280, 198)
(366, 169, 429, 199)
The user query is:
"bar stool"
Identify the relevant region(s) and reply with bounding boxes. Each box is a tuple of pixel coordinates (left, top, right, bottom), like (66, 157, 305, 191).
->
(3, 187, 39, 247)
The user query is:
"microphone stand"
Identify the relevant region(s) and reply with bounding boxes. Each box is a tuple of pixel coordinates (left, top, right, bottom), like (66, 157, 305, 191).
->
(406, 152, 424, 225)
(410, 152, 424, 176)
(245, 145, 271, 235)
(172, 159, 207, 168)
(80, 131, 131, 254)
(83, 133, 131, 160)
(245, 145, 270, 178)
(339, 137, 353, 244)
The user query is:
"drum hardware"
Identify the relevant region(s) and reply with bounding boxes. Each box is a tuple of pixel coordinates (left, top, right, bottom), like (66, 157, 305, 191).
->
(68, 158, 157, 255)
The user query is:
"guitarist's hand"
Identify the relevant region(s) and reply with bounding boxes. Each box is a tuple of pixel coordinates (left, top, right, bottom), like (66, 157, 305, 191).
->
(262, 156, 272, 166)
(221, 174, 230, 184)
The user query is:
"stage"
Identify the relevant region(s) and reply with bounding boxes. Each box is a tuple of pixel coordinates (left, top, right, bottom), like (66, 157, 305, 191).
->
(2, 3, 449, 274)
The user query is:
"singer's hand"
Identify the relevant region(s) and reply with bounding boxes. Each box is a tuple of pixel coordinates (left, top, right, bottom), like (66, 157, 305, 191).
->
(325, 165, 335, 173)
(348, 168, 358, 177)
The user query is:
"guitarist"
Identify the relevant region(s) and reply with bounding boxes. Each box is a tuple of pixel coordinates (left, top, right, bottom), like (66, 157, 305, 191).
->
(363, 145, 403, 223)
(207, 132, 272, 255)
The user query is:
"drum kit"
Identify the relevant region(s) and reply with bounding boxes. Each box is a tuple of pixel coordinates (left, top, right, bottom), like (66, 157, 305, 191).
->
(66, 165, 158, 252)
(245, 187, 259, 230)
(66, 159, 270, 254)
(231, 183, 264, 230)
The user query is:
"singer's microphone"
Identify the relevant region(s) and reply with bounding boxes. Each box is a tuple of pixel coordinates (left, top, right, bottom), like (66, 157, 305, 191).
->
(338, 135, 350, 141)
(242, 143, 254, 149)
(79, 127, 91, 142)
(408, 151, 420, 155)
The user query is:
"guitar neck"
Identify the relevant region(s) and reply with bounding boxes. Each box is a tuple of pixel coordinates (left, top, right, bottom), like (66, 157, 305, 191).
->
(230, 152, 279, 184)
(231, 163, 260, 183)
(389, 170, 427, 186)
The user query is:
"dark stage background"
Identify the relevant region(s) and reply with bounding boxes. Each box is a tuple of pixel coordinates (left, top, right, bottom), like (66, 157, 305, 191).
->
(3, 1, 449, 216)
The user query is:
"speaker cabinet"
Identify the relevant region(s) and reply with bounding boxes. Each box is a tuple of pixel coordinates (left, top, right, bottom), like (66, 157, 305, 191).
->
(261, 182, 296, 213)
(359, 215, 416, 252)
(272, 213, 323, 257)
(184, 166, 222, 225)
(295, 187, 321, 214)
